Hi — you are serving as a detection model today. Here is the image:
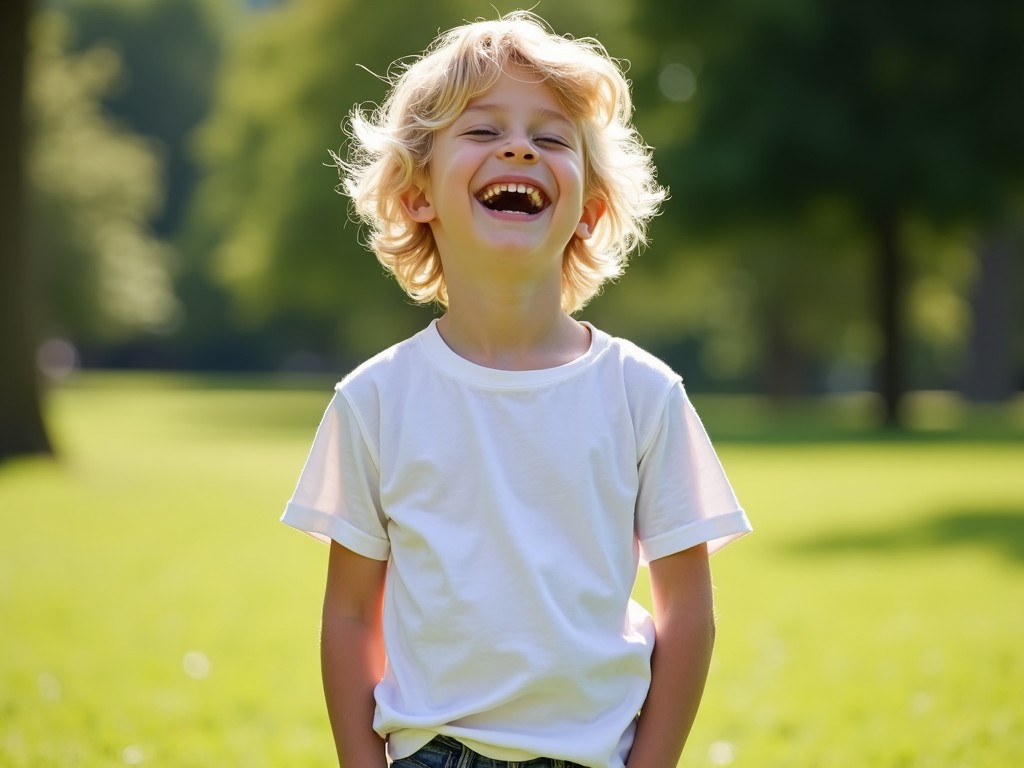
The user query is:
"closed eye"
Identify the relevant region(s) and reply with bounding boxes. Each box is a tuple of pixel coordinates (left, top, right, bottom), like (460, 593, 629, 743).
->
(536, 136, 572, 148)
(463, 128, 499, 138)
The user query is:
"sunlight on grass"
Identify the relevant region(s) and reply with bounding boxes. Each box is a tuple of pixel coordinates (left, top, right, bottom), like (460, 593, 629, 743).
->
(1, 375, 1022, 766)
(689, 441, 1024, 768)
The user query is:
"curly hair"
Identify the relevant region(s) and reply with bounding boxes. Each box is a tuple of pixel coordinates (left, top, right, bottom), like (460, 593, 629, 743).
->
(336, 11, 666, 312)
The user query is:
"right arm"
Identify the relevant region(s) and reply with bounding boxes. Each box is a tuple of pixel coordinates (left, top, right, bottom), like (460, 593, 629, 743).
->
(321, 540, 388, 768)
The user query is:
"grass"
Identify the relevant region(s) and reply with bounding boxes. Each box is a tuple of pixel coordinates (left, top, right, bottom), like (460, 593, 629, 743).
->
(1, 373, 1022, 767)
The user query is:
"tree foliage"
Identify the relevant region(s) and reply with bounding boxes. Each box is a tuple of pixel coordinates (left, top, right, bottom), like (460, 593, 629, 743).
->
(27, 11, 177, 346)
(15, 0, 1020, 405)
(47, 0, 224, 237)
(627, 0, 1024, 416)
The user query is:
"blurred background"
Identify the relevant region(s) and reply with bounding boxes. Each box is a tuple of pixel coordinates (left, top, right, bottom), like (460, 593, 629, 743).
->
(3, 0, 1022, 460)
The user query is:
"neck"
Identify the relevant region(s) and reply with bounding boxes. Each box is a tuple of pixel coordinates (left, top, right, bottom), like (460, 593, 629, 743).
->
(437, 279, 589, 371)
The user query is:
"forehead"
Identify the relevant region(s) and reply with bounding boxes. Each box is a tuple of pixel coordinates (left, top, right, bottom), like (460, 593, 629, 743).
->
(459, 66, 574, 124)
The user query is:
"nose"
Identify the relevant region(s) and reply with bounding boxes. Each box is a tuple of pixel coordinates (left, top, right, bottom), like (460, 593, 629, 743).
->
(498, 136, 537, 163)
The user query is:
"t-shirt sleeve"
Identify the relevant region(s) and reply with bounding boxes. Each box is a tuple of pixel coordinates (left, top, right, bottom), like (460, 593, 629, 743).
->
(635, 382, 751, 562)
(280, 390, 390, 560)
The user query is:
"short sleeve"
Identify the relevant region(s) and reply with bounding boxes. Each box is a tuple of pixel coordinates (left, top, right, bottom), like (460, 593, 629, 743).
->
(280, 390, 390, 560)
(635, 383, 751, 562)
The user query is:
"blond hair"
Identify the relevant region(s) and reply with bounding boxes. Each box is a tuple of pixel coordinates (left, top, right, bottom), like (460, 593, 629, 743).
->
(337, 11, 666, 312)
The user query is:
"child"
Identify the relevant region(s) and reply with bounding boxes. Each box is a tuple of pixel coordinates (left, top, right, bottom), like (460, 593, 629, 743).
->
(282, 11, 751, 768)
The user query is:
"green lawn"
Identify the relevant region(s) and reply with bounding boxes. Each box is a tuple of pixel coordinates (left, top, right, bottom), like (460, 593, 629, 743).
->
(1, 375, 1022, 767)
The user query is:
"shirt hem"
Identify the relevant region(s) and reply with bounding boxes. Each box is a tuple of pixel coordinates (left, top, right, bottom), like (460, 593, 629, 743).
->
(639, 509, 752, 562)
(280, 502, 390, 560)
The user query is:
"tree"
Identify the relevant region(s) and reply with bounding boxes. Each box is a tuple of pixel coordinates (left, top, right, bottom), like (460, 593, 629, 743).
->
(963, 227, 1021, 401)
(0, 0, 51, 461)
(633, 0, 1024, 423)
(0, 7, 175, 461)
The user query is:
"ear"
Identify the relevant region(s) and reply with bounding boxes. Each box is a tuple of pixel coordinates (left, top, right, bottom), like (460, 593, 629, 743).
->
(575, 197, 606, 240)
(401, 182, 435, 223)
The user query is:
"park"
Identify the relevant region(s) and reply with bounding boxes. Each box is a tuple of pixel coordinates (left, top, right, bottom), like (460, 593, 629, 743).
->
(2, 1, 1023, 766)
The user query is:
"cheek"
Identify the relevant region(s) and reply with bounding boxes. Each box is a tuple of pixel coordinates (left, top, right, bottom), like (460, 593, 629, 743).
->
(558, 168, 588, 208)
(433, 156, 475, 194)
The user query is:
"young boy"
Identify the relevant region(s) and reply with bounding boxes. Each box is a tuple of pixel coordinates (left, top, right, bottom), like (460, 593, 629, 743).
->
(282, 12, 751, 768)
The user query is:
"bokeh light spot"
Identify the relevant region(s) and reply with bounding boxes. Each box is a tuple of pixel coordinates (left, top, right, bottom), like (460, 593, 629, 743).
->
(183, 650, 211, 680)
(659, 63, 697, 102)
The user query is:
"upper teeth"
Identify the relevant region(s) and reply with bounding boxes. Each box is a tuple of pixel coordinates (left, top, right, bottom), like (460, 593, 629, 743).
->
(478, 183, 545, 210)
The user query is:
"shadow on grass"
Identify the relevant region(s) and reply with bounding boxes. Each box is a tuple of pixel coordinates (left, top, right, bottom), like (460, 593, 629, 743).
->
(788, 509, 1024, 564)
(55, 377, 1024, 443)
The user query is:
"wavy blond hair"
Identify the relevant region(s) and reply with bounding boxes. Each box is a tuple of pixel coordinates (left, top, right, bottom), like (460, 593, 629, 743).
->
(337, 11, 666, 312)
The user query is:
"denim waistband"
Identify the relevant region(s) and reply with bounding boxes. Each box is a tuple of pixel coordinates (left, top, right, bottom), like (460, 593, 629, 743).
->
(400, 734, 587, 768)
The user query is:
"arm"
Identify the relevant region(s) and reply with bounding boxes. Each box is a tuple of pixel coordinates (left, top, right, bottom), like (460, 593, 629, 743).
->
(321, 540, 389, 768)
(626, 543, 716, 768)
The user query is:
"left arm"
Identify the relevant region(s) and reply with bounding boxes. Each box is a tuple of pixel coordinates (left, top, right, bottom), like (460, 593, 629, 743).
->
(626, 543, 716, 768)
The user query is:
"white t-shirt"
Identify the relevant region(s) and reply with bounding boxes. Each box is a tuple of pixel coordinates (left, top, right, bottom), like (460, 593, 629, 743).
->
(282, 320, 751, 768)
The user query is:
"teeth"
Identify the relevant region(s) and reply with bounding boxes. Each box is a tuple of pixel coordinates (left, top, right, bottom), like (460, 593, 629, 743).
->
(478, 183, 546, 212)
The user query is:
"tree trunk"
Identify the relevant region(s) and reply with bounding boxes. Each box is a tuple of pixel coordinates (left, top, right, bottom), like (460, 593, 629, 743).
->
(875, 209, 904, 428)
(962, 233, 1017, 402)
(0, 0, 53, 462)
(761, 310, 806, 401)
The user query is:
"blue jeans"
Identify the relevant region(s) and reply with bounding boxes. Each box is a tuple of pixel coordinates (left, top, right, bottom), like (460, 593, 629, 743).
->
(392, 735, 588, 768)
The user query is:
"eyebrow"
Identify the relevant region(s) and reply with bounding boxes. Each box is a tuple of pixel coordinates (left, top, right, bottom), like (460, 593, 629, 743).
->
(460, 103, 576, 129)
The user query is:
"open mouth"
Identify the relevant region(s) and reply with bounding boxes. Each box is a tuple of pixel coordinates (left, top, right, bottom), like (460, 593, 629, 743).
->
(476, 183, 549, 215)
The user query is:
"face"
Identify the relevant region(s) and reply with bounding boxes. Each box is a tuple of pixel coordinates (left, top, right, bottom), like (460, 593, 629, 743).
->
(403, 66, 603, 285)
